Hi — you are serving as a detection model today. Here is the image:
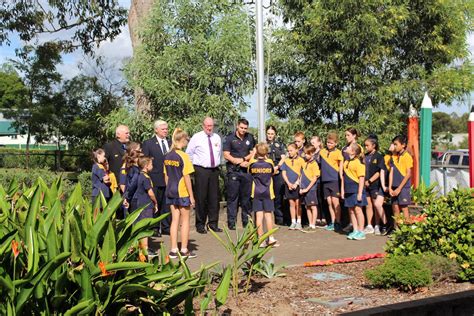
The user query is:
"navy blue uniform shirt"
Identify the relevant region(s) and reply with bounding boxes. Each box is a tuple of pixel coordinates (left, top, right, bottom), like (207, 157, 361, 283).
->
(223, 131, 256, 172)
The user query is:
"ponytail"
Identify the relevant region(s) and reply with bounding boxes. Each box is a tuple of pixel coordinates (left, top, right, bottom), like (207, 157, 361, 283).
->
(171, 128, 189, 151)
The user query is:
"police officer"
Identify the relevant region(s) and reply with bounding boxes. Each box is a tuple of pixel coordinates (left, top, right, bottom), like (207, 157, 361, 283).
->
(223, 118, 256, 230)
(266, 126, 287, 226)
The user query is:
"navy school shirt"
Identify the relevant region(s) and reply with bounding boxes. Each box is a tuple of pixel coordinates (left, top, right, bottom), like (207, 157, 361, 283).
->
(92, 163, 110, 198)
(163, 149, 195, 199)
(248, 158, 275, 199)
(123, 165, 140, 201)
(133, 171, 154, 209)
(364, 151, 386, 190)
(223, 131, 256, 172)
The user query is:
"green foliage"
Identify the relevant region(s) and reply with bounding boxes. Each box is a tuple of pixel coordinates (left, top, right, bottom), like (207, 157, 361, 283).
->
(77, 171, 92, 198)
(0, 1, 127, 54)
(432, 112, 469, 135)
(0, 178, 212, 314)
(126, 0, 255, 136)
(422, 253, 459, 283)
(0, 64, 28, 110)
(365, 254, 433, 292)
(386, 188, 474, 281)
(252, 257, 286, 279)
(209, 221, 277, 299)
(410, 181, 439, 207)
(269, 0, 474, 141)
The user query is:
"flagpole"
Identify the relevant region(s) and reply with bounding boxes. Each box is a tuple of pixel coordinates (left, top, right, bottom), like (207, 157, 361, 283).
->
(256, 0, 265, 142)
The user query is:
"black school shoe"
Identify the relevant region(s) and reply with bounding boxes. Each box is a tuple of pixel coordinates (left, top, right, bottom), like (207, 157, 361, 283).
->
(197, 227, 207, 234)
(180, 250, 197, 259)
(168, 251, 179, 259)
(208, 225, 223, 232)
(228, 224, 236, 230)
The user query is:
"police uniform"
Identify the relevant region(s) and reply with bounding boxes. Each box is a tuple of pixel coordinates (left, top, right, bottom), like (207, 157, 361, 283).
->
(223, 131, 256, 228)
(343, 158, 367, 208)
(267, 140, 286, 224)
(249, 158, 275, 212)
(133, 171, 155, 221)
(163, 149, 195, 207)
(390, 150, 413, 206)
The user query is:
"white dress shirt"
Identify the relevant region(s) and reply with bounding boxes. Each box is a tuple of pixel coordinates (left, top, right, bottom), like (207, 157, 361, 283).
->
(156, 135, 169, 153)
(186, 131, 222, 168)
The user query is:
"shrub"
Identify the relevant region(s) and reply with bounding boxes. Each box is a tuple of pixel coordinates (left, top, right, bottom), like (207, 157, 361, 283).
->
(77, 171, 92, 198)
(386, 188, 473, 281)
(0, 148, 90, 171)
(421, 253, 459, 283)
(365, 255, 433, 292)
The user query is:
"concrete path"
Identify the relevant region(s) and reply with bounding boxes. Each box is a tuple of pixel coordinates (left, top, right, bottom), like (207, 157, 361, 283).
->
(149, 211, 388, 270)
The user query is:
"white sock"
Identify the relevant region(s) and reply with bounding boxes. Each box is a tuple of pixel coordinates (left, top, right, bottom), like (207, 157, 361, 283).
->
(297, 219, 301, 224)
(292, 219, 297, 224)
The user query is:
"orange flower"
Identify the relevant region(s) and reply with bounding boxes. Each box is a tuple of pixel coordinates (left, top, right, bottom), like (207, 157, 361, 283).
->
(98, 261, 113, 276)
(165, 255, 170, 264)
(139, 252, 147, 262)
(11, 240, 19, 258)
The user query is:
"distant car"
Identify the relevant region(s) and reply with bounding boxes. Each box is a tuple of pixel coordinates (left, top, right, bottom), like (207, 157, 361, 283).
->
(440, 150, 469, 167)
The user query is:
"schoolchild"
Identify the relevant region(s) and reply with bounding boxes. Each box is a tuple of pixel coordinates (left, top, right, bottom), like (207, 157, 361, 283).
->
(281, 143, 305, 230)
(364, 136, 388, 235)
(121, 142, 142, 215)
(294, 131, 306, 158)
(320, 132, 344, 231)
(164, 128, 196, 259)
(91, 148, 111, 218)
(310, 135, 327, 226)
(342, 143, 368, 240)
(248, 143, 280, 247)
(134, 156, 159, 257)
(299, 144, 321, 230)
(389, 135, 413, 226)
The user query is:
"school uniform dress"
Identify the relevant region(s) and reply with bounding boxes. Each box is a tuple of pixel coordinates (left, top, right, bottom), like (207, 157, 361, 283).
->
(343, 158, 368, 208)
(186, 130, 222, 231)
(123, 165, 140, 212)
(163, 149, 195, 207)
(249, 158, 275, 212)
(142, 135, 171, 234)
(133, 171, 155, 221)
(320, 148, 343, 198)
(365, 151, 386, 199)
(223, 131, 256, 228)
(390, 151, 413, 206)
(267, 140, 286, 223)
(280, 156, 305, 200)
(300, 160, 321, 206)
(91, 163, 111, 204)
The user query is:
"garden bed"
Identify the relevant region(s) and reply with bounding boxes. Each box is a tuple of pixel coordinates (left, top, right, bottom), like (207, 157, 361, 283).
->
(204, 258, 473, 315)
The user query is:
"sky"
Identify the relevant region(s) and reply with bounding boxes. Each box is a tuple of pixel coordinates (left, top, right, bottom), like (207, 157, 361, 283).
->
(0, 0, 473, 126)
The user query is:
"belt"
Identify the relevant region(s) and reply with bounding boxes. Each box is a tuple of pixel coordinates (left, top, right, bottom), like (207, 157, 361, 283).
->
(194, 165, 219, 170)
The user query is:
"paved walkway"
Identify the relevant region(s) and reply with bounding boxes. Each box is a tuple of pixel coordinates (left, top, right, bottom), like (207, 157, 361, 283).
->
(150, 211, 388, 270)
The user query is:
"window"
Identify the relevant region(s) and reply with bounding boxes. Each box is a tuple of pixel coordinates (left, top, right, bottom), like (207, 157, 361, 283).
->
(462, 155, 469, 166)
(448, 155, 460, 166)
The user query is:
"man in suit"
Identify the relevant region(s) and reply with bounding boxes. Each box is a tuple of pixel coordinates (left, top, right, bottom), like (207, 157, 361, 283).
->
(142, 120, 171, 236)
(104, 125, 130, 219)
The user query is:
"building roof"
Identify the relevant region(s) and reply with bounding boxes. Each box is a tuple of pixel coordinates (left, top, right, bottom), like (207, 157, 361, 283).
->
(0, 120, 18, 136)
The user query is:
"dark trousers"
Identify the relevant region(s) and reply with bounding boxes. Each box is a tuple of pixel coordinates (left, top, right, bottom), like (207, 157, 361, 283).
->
(194, 165, 220, 229)
(226, 171, 252, 227)
(272, 173, 285, 222)
(154, 186, 171, 232)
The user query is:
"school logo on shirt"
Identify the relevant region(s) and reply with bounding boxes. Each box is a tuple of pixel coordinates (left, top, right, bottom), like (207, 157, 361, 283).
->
(373, 159, 377, 164)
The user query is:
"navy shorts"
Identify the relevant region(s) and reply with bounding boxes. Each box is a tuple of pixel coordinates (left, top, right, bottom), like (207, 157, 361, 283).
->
(136, 207, 154, 222)
(391, 187, 412, 206)
(344, 192, 368, 208)
(323, 181, 341, 199)
(367, 187, 384, 200)
(285, 185, 300, 200)
(166, 197, 191, 207)
(301, 190, 319, 206)
(252, 198, 275, 212)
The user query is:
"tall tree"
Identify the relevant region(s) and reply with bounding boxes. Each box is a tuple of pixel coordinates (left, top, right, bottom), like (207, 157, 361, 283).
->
(269, 0, 473, 143)
(0, 0, 128, 54)
(126, 0, 255, 135)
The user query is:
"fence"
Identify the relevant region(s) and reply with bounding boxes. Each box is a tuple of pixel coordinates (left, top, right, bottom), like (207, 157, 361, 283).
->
(0, 150, 90, 172)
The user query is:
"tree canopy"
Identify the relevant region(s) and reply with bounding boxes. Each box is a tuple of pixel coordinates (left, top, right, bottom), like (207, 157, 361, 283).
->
(0, 0, 128, 54)
(268, 0, 474, 144)
(126, 0, 255, 136)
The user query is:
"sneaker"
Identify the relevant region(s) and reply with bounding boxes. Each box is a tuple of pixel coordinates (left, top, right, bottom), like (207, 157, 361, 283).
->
(364, 225, 375, 234)
(295, 222, 303, 230)
(317, 224, 328, 229)
(334, 222, 343, 232)
(259, 241, 268, 248)
(343, 223, 353, 233)
(346, 231, 358, 240)
(168, 251, 179, 259)
(353, 231, 366, 240)
(316, 219, 321, 225)
(180, 250, 197, 258)
(147, 249, 159, 258)
(268, 239, 280, 248)
(321, 219, 327, 226)
(381, 226, 388, 236)
(325, 223, 335, 231)
(374, 225, 381, 236)
(289, 222, 297, 230)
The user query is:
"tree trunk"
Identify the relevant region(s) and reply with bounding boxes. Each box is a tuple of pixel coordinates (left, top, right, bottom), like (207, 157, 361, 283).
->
(128, 0, 155, 113)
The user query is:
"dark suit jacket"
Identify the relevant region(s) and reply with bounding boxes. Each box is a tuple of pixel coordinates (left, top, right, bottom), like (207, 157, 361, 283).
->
(103, 139, 126, 184)
(142, 136, 171, 187)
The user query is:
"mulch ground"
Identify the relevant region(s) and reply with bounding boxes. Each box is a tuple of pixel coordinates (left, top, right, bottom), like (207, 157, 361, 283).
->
(199, 258, 473, 315)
